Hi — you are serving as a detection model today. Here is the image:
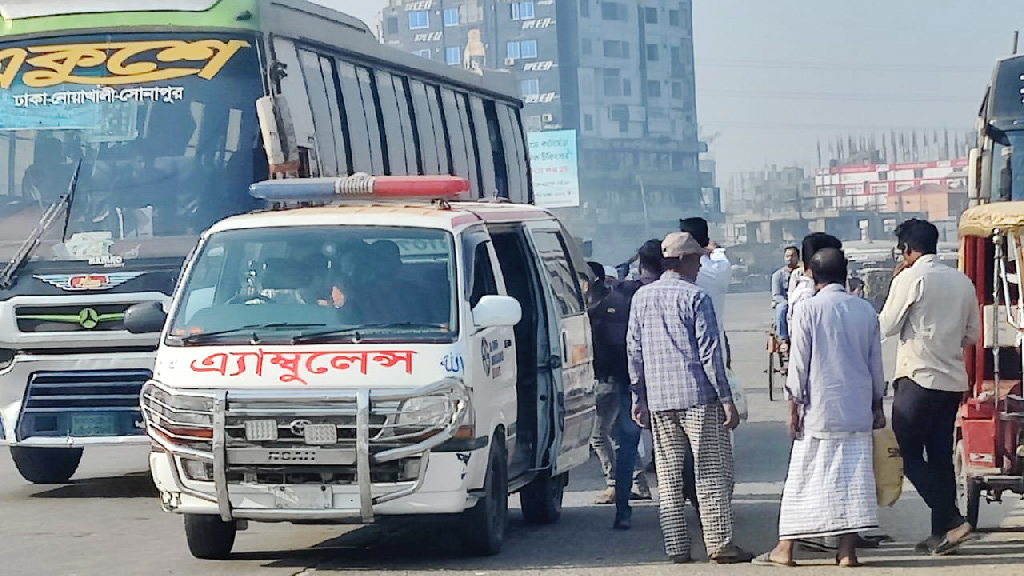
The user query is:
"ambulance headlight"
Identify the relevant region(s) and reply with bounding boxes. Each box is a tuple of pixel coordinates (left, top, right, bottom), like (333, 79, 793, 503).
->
(397, 396, 454, 429)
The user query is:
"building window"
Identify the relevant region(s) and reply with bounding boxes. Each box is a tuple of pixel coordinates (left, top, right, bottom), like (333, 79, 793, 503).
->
(647, 80, 661, 97)
(669, 9, 680, 26)
(580, 0, 589, 17)
(413, 49, 431, 60)
(584, 114, 594, 131)
(511, 1, 535, 21)
(879, 171, 888, 181)
(601, 2, 627, 21)
(623, 78, 632, 96)
(644, 7, 658, 24)
(446, 46, 462, 65)
(408, 10, 430, 30)
(521, 78, 540, 97)
(386, 17, 399, 35)
(582, 38, 592, 55)
(443, 7, 459, 27)
(508, 40, 538, 59)
(525, 115, 543, 131)
(603, 68, 621, 97)
(913, 168, 925, 178)
(672, 82, 683, 99)
(646, 44, 659, 61)
(603, 40, 629, 59)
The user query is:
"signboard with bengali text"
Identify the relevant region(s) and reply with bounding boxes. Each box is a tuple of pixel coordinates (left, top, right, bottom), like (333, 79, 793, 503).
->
(528, 129, 580, 208)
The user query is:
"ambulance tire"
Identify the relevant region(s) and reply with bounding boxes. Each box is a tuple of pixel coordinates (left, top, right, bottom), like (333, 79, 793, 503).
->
(519, 469, 566, 525)
(184, 514, 237, 560)
(10, 446, 83, 484)
(461, 436, 508, 556)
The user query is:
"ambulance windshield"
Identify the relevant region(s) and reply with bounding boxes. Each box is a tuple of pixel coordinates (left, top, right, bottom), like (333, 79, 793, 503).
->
(168, 226, 458, 344)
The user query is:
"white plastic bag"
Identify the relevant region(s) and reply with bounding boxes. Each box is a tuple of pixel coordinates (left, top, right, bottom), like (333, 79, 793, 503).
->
(725, 367, 749, 421)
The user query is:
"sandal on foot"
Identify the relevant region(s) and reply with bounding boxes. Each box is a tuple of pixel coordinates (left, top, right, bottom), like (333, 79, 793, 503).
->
(752, 552, 796, 567)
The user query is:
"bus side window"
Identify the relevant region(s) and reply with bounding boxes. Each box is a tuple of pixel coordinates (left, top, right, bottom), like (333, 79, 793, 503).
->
(441, 88, 470, 184)
(334, 61, 374, 174)
(455, 93, 481, 198)
(298, 49, 343, 176)
(393, 76, 420, 174)
(375, 69, 409, 174)
(270, 38, 316, 168)
(496, 105, 525, 203)
(409, 80, 443, 174)
(483, 101, 508, 198)
(468, 97, 496, 198)
(354, 66, 386, 175)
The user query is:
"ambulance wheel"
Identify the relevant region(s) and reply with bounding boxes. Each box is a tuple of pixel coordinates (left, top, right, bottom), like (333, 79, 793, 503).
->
(955, 441, 981, 528)
(184, 514, 237, 560)
(10, 446, 83, 484)
(520, 469, 566, 525)
(461, 436, 508, 556)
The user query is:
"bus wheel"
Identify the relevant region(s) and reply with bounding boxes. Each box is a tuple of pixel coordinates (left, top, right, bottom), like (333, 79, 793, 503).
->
(461, 436, 508, 556)
(10, 446, 83, 484)
(955, 440, 982, 528)
(520, 469, 566, 525)
(184, 514, 237, 560)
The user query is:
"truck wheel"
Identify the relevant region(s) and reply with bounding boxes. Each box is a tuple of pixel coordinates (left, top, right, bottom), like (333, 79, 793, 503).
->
(520, 469, 566, 525)
(184, 514, 237, 560)
(461, 436, 508, 556)
(10, 446, 83, 484)
(955, 441, 981, 528)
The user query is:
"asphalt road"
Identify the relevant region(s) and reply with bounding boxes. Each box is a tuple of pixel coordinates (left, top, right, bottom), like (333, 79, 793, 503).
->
(2, 292, 1023, 576)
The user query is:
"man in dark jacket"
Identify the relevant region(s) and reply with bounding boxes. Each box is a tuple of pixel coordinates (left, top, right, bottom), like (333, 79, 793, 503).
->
(588, 261, 653, 505)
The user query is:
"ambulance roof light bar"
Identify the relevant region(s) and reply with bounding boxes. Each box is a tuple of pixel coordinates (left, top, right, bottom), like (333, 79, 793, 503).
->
(249, 174, 471, 203)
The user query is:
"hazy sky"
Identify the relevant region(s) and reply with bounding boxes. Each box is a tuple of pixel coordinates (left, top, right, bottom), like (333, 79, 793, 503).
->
(321, 0, 1019, 179)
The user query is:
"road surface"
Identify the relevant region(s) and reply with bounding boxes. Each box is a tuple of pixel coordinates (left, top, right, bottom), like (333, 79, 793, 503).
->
(2, 292, 1023, 575)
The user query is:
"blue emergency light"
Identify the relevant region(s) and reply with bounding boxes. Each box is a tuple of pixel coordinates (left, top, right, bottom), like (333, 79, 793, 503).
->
(249, 174, 470, 202)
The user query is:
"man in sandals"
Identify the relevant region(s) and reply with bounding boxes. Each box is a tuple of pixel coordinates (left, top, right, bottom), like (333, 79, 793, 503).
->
(880, 219, 980, 555)
(757, 248, 886, 568)
(627, 232, 753, 565)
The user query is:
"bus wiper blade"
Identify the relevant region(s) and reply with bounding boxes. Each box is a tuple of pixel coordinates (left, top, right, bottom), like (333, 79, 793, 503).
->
(292, 323, 443, 344)
(180, 322, 328, 345)
(0, 160, 83, 289)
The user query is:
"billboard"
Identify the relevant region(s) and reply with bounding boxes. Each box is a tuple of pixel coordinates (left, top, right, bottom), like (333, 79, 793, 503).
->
(528, 129, 580, 208)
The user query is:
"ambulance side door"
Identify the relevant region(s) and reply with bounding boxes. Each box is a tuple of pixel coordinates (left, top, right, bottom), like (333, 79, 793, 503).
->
(523, 221, 595, 475)
(462, 228, 517, 457)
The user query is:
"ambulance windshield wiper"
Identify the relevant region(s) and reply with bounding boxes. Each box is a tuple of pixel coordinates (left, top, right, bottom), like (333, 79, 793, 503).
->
(178, 323, 328, 346)
(0, 159, 83, 289)
(292, 323, 444, 344)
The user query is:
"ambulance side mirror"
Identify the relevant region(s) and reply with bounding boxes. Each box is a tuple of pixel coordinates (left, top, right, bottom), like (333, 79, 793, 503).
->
(124, 302, 168, 334)
(472, 295, 522, 328)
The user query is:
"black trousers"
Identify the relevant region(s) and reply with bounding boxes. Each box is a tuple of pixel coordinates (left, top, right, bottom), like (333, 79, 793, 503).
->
(891, 377, 964, 536)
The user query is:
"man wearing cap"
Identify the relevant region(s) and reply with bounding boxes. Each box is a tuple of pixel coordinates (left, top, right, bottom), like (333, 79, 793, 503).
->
(680, 217, 732, 365)
(627, 232, 752, 565)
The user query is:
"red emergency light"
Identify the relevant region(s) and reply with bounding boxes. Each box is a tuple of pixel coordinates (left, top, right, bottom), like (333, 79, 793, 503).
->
(249, 174, 471, 202)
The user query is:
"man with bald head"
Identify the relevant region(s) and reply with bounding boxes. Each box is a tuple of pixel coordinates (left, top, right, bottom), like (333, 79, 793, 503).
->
(757, 248, 886, 568)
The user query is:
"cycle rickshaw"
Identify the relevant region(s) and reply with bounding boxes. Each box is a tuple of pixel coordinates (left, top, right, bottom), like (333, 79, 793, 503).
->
(957, 201, 1024, 528)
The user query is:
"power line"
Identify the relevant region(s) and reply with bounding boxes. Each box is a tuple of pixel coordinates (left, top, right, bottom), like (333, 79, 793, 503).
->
(695, 58, 985, 74)
(697, 90, 978, 104)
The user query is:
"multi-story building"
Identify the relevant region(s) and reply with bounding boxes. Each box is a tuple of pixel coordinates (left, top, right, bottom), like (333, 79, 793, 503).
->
(381, 0, 714, 263)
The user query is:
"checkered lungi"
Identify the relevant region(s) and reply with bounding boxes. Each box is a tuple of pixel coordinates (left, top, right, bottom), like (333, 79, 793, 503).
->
(778, 433, 878, 540)
(651, 404, 736, 557)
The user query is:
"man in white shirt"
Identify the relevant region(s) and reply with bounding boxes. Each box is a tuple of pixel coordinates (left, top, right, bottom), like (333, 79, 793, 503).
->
(788, 233, 842, 328)
(681, 217, 732, 364)
(879, 219, 980, 556)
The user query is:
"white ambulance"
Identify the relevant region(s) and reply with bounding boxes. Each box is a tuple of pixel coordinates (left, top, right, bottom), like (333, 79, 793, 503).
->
(125, 175, 596, 559)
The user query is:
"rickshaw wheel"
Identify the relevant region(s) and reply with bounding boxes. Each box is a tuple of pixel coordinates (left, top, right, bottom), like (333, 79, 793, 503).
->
(767, 348, 776, 401)
(955, 440, 982, 528)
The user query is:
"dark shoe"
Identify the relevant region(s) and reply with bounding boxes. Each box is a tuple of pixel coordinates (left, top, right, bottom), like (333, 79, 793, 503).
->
(612, 511, 632, 530)
(914, 535, 942, 555)
(669, 554, 692, 564)
(709, 545, 755, 564)
(855, 534, 888, 549)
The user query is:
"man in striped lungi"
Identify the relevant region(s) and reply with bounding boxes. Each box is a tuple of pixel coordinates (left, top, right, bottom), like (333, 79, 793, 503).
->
(755, 248, 886, 568)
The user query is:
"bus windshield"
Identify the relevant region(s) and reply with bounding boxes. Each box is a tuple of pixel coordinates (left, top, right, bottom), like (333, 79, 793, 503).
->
(991, 130, 1024, 202)
(0, 32, 264, 265)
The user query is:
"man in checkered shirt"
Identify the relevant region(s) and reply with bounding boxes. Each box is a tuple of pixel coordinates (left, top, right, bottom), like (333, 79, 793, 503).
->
(627, 231, 753, 565)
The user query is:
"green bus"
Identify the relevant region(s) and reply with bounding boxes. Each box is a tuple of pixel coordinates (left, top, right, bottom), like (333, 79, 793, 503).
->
(0, 0, 532, 484)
